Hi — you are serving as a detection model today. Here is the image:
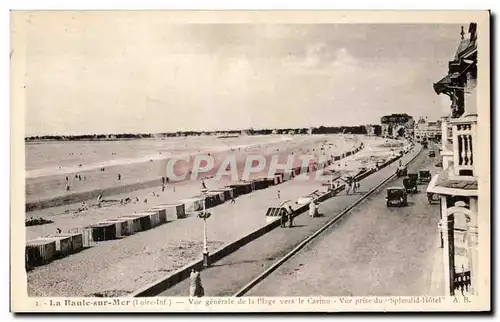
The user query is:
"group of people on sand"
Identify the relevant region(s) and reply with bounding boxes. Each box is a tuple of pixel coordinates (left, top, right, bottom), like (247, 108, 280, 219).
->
(64, 173, 86, 191)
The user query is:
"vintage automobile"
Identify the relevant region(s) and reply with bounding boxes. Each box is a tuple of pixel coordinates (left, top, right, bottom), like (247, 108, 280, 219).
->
(403, 177, 418, 194)
(422, 142, 428, 149)
(386, 187, 408, 207)
(396, 166, 408, 177)
(408, 173, 419, 183)
(418, 170, 432, 184)
(428, 150, 436, 157)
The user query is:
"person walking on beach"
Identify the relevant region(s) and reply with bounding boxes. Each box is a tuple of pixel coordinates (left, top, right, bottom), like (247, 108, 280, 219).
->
(277, 190, 281, 199)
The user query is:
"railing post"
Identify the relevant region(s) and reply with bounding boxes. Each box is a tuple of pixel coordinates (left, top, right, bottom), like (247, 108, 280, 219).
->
(452, 124, 460, 176)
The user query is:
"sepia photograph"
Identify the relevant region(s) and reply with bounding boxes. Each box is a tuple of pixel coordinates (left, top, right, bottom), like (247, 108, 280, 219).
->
(10, 10, 491, 312)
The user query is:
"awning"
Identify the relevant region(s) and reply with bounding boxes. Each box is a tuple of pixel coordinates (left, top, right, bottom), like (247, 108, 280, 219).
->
(433, 72, 460, 95)
(427, 170, 478, 197)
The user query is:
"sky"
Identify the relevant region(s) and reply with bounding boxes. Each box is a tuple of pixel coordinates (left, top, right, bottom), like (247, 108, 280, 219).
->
(18, 13, 464, 136)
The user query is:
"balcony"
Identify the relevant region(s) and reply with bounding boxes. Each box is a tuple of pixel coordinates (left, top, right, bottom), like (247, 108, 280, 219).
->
(450, 114, 477, 178)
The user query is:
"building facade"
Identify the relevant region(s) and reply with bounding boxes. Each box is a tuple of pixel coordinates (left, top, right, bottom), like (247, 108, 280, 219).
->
(414, 117, 442, 141)
(427, 23, 479, 296)
(380, 114, 415, 138)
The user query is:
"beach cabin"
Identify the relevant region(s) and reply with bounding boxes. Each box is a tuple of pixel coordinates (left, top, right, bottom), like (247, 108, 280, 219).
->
(208, 188, 234, 200)
(283, 170, 295, 181)
(117, 215, 142, 234)
(140, 211, 161, 228)
(101, 218, 131, 237)
(207, 190, 225, 202)
(180, 197, 204, 213)
(83, 222, 117, 243)
(38, 235, 73, 258)
(251, 178, 272, 190)
(226, 182, 252, 197)
(154, 203, 186, 220)
(52, 232, 84, 252)
(26, 239, 56, 268)
(273, 174, 283, 185)
(190, 194, 221, 209)
(148, 206, 168, 224)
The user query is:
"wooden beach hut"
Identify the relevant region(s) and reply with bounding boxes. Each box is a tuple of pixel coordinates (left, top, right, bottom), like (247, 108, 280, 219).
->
(26, 239, 56, 268)
(208, 188, 234, 200)
(51, 232, 84, 252)
(154, 203, 186, 220)
(101, 218, 131, 237)
(38, 236, 73, 258)
(226, 182, 253, 197)
(118, 215, 142, 234)
(148, 206, 168, 224)
(180, 197, 204, 213)
(83, 222, 117, 243)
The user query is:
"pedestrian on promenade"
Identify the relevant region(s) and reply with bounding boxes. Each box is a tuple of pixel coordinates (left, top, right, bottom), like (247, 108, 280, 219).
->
(118, 173, 121, 180)
(230, 196, 236, 204)
(356, 181, 361, 192)
(280, 210, 287, 228)
(162, 184, 165, 192)
(277, 190, 281, 199)
(309, 201, 316, 218)
(162, 177, 165, 184)
(189, 269, 204, 297)
(287, 206, 294, 228)
(144, 198, 147, 204)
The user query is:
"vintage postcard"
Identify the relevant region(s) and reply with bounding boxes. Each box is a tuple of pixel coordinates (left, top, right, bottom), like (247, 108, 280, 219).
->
(10, 10, 491, 312)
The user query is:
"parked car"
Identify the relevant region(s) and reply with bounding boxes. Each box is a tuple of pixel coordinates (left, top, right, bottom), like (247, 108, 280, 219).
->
(428, 150, 436, 157)
(408, 173, 419, 183)
(386, 187, 408, 207)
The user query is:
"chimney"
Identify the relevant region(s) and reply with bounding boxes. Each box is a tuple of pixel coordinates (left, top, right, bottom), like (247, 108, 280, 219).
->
(469, 22, 477, 41)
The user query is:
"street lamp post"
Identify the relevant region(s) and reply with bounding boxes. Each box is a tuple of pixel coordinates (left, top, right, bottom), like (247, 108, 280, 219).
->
(199, 188, 211, 268)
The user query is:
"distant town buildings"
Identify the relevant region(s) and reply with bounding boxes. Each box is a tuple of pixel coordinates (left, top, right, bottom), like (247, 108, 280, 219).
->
(428, 23, 479, 297)
(414, 117, 442, 141)
(380, 113, 415, 138)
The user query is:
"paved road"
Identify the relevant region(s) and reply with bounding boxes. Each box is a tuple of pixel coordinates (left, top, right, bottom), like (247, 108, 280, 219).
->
(159, 146, 426, 296)
(246, 148, 441, 296)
